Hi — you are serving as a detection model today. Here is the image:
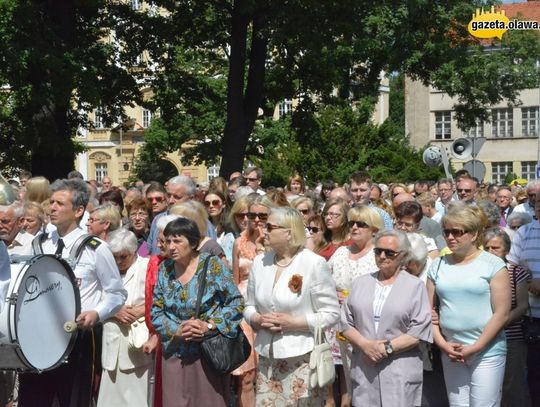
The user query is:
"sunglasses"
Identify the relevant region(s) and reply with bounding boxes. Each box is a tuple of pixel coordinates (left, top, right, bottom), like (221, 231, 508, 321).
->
(234, 212, 249, 220)
(148, 196, 166, 203)
(443, 228, 468, 237)
(457, 188, 472, 193)
(509, 224, 521, 230)
(246, 177, 259, 182)
(307, 226, 321, 234)
(265, 223, 286, 231)
(247, 212, 268, 221)
(204, 199, 222, 207)
(298, 208, 311, 215)
(373, 248, 401, 258)
(348, 220, 370, 229)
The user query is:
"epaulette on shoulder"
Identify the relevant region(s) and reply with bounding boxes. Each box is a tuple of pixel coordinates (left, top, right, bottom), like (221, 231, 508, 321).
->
(86, 237, 101, 250)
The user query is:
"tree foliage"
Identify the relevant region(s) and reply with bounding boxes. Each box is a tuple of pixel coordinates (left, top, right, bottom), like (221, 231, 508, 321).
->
(0, 0, 145, 179)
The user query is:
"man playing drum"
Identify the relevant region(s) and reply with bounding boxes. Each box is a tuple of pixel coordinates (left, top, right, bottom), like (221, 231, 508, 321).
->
(18, 178, 127, 407)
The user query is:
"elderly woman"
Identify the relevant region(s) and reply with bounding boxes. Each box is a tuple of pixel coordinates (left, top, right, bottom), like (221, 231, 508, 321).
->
(20, 201, 46, 236)
(86, 204, 121, 241)
(427, 203, 511, 406)
(327, 205, 384, 407)
(97, 229, 152, 407)
(151, 217, 244, 407)
(484, 227, 531, 407)
(341, 229, 432, 407)
(505, 211, 532, 239)
(127, 197, 151, 257)
(244, 207, 340, 406)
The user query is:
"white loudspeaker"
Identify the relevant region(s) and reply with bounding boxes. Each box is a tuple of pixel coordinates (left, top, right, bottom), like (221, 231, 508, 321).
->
(423, 146, 442, 167)
(451, 138, 473, 160)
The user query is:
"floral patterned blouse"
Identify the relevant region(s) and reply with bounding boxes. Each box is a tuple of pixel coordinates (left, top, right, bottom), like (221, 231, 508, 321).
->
(151, 253, 245, 359)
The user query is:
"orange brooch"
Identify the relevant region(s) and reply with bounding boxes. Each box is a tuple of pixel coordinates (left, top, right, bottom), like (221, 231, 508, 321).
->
(288, 274, 303, 294)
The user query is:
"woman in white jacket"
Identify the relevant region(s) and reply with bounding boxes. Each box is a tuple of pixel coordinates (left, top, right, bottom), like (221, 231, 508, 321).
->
(97, 229, 152, 407)
(244, 207, 340, 406)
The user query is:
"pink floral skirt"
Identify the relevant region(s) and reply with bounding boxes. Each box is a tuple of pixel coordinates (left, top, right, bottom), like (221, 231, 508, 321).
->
(256, 352, 326, 406)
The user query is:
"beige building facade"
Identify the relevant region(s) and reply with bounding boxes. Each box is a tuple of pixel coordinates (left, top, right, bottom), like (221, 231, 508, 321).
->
(405, 78, 540, 183)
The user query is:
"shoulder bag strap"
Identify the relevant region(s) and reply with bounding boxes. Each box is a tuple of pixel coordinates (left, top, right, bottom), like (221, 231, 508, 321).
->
(194, 255, 212, 318)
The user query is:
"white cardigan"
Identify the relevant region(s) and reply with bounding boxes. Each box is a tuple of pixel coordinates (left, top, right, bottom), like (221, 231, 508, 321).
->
(244, 248, 340, 359)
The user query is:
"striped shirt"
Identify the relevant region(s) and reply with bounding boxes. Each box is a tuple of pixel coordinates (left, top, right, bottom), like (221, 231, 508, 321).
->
(507, 221, 540, 317)
(505, 263, 531, 341)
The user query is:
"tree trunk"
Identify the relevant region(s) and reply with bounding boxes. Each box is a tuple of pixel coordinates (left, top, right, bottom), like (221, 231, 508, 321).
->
(219, 2, 267, 179)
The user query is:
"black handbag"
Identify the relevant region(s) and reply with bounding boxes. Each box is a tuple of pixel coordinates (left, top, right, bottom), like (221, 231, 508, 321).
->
(194, 255, 251, 374)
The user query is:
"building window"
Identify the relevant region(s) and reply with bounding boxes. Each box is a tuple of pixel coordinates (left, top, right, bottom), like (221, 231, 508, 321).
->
(492, 108, 513, 138)
(434, 111, 451, 140)
(278, 100, 293, 119)
(94, 107, 104, 129)
(491, 161, 513, 184)
(522, 161, 537, 181)
(142, 109, 153, 128)
(522, 107, 539, 137)
(95, 163, 108, 183)
(131, 0, 142, 10)
(207, 165, 219, 182)
(463, 120, 484, 138)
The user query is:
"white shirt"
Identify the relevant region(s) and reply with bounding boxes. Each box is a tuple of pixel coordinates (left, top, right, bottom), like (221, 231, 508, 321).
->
(7, 231, 34, 256)
(513, 202, 536, 219)
(36, 227, 127, 321)
(0, 241, 10, 314)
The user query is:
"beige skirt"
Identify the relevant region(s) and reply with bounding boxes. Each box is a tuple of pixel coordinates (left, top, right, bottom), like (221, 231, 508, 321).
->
(256, 352, 327, 407)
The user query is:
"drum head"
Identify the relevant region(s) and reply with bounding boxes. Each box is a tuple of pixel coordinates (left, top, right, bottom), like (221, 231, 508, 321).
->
(13, 255, 80, 371)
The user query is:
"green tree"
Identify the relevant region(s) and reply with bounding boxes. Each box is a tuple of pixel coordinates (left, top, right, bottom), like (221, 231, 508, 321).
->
(144, 0, 539, 179)
(0, 0, 146, 179)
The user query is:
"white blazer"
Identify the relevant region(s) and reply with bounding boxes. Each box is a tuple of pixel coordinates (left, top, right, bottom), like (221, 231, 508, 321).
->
(244, 248, 340, 359)
(101, 256, 152, 371)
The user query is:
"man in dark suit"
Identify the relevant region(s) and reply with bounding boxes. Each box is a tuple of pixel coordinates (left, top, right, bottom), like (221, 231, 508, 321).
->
(496, 186, 514, 227)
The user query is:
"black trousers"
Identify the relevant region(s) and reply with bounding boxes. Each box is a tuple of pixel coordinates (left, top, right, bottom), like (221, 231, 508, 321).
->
(18, 326, 102, 407)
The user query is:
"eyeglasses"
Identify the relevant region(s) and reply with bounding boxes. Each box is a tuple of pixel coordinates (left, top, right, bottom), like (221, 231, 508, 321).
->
(265, 223, 286, 231)
(457, 188, 472, 193)
(204, 199, 222, 207)
(307, 226, 321, 234)
(87, 217, 104, 224)
(298, 208, 311, 215)
(438, 188, 452, 193)
(509, 224, 521, 230)
(234, 212, 249, 220)
(129, 211, 148, 219)
(373, 248, 401, 258)
(443, 228, 468, 237)
(348, 220, 370, 229)
(497, 196, 512, 201)
(325, 212, 341, 219)
(148, 196, 166, 203)
(395, 220, 417, 229)
(246, 177, 259, 182)
(247, 212, 268, 221)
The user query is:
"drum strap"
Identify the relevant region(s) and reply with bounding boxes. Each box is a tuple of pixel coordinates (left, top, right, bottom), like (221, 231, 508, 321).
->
(32, 233, 100, 266)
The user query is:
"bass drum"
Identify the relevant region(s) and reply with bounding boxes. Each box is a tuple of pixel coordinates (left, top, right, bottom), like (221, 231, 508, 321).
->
(0, 255, 80, 372)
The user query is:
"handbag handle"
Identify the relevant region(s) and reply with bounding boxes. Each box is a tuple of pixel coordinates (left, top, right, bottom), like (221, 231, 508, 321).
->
(194, 255, 212, 318)
(314, 314, 324, 345)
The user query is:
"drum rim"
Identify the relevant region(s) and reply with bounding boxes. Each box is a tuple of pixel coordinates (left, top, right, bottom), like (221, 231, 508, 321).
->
(10, 254, 81, 372)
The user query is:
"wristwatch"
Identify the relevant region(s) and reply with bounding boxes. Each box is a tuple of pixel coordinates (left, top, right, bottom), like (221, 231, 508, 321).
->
(207, 322, 215, 331)
(384, 340, 394, 356)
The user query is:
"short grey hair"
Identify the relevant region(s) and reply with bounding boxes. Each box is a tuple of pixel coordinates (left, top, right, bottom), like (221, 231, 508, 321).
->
(406, 233, 428, 263)
(507, 211, 532, 226)
(527, 180, 540, 191)
(477, 200, 501, 227)
(50, 178, 90, 209)
(108, 229, 138, 254)
(373, 229, 411, 265)
(156, 214, 182, 232)
(168, 175, 196, 197)
(484, 227, 511, 255)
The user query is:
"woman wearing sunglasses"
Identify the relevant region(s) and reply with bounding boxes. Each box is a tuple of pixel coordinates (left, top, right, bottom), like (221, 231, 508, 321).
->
(245, 207, 339, 406)
(203, 189, 232, 242)
(306, 214, 328, 254)
(341, 229, 432, 407)
(319, 198, 351, 261)
(427, 202, 511, 406)
(228, 194, 274, 407)
(325, 205, 383, 407)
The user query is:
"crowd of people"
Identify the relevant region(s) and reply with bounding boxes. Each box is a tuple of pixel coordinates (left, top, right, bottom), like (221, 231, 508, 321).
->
(0, 166, 538, 407)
